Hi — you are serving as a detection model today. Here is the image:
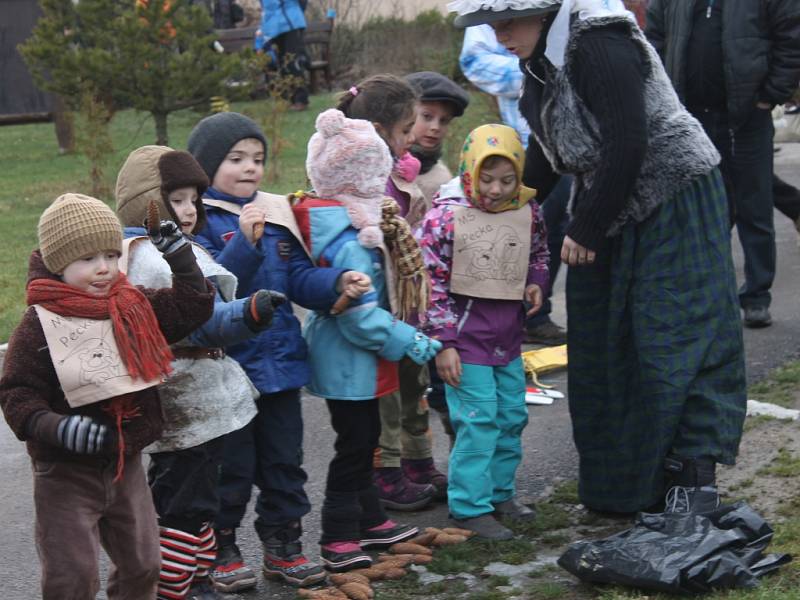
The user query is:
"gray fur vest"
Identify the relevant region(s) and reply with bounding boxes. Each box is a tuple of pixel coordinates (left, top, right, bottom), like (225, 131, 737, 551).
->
(124, 240, 258, 453)
(536, 16, 720, 235)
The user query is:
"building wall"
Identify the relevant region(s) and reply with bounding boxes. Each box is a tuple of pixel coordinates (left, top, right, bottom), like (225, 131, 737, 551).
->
(311, 0, 451, 24)
(0, 0, 52, 120)
(367, 0, 450, 18)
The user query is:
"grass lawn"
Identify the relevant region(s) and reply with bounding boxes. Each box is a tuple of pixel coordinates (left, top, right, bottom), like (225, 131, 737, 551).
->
(0, 90, 498, 342)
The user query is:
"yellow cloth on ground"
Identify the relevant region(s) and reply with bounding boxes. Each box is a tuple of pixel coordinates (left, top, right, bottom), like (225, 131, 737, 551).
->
(522, 344, 567, 387)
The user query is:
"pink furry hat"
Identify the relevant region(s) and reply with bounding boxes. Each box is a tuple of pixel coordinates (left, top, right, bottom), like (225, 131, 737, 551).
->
(306, 109, 393, 248)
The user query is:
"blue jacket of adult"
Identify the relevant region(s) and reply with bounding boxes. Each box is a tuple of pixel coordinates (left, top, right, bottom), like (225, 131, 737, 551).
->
(193, 188, 346, 394)
(256, 0, 306, 48)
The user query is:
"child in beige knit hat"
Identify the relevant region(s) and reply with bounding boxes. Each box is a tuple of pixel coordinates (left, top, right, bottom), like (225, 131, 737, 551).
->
(0, 193, 215, 599)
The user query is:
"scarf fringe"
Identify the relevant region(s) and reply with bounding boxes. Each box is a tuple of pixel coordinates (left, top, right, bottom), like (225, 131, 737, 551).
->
(102, 394, 142, 483)
(109, 285, 174, 381)
(380, 198, 432, 322)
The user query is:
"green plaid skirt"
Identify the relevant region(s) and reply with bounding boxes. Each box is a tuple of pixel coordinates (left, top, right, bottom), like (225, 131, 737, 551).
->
(566, 169, 746, 513)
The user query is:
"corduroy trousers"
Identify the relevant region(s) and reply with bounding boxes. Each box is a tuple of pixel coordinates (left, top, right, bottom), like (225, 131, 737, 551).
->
(33, 453, 160, 599)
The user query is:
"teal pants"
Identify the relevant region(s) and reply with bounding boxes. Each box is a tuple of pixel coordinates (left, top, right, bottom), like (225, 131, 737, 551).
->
(445, 358, 528, 519)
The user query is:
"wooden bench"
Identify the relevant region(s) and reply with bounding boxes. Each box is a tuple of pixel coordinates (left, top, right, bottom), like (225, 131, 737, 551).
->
(304, 17, 335, 93)
(214, 17, 334, 93)
(214, 25, 258, 53)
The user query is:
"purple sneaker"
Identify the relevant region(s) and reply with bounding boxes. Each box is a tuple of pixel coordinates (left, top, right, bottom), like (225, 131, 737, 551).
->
(360, 520, 418, 549)
(402, 458, 447, 501)
(320, 542, 372, 573)
(374, 467, 435, 511)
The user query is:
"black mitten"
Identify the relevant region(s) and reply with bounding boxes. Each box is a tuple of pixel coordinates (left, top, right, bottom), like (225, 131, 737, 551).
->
(26, 411, 112, 454)
(243, 290, 287, 331)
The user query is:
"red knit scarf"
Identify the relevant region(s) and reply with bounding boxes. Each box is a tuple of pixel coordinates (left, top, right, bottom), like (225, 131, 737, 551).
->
(27, 274, 173, 481)
(27, 274, 174, 380)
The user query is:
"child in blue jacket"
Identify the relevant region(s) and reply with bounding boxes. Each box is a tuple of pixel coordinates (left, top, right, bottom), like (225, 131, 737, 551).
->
(293, 109, 442, 572)
(187, 112, 370, 591)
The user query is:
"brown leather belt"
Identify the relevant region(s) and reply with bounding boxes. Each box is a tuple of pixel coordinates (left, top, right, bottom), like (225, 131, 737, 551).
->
(172, 347, 226, 360)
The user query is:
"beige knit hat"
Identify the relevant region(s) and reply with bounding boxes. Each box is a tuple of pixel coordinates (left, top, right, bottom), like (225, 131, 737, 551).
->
(38, 193, 123, 274)
(115, 145, 172, 228)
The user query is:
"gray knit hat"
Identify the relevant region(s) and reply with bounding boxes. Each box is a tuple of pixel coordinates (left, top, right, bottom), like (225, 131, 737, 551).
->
(187, 112, 268, 180)
(38, 193, 123, 274)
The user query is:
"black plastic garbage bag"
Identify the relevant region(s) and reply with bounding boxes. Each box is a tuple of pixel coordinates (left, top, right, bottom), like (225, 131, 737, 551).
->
(558, 502, 791, 594)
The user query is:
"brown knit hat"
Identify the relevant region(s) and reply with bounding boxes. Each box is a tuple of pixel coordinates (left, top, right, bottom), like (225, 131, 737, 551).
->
(38, 193, 123, 274)
(158, 150, 209, 233)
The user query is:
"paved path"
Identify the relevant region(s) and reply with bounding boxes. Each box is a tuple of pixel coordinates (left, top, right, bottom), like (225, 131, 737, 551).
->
(0, 144, 798, 599)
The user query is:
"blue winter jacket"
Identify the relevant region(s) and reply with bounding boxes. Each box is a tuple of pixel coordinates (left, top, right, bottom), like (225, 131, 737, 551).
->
(293, 197, 419, 400)
(256, 0, 306, 49)
(193, 190, 345, 394)
(123, 228, 255, 349)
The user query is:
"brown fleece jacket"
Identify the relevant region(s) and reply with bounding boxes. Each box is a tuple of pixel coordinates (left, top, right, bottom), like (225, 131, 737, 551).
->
(0, 247, 215, 464)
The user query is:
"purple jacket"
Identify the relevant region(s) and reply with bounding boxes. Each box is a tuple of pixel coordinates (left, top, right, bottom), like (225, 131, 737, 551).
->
(415, 179, 549, 366)
(385, 177, 409, 217)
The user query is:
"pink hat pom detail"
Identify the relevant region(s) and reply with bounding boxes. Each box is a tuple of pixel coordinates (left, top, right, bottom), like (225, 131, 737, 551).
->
(315, 109, 346, 138)
(357, 226, 383, 249)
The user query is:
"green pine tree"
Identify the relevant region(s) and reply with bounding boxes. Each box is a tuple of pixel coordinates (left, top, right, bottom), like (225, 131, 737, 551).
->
(21, 0, 255, 145)
(113, 0, 250, 144)
(20, 0, 126, 117)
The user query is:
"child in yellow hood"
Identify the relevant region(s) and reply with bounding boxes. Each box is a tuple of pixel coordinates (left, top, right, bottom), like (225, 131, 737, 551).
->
(417, 123, 549, 540)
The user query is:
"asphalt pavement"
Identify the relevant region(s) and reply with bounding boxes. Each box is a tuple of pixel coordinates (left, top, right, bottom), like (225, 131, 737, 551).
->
(0, 143, 798, 599)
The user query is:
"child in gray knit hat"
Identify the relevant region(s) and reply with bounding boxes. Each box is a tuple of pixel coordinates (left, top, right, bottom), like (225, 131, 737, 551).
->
(187, 112, 371, 592)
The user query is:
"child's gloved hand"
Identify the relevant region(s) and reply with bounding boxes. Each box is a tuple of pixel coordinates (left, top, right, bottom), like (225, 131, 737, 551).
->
(336, 271, 372, 299)
(57, 415, 110, 454)
(243, 289, 287, 331)
(148, 220, 188, 255)
(404, 331, 443, 365)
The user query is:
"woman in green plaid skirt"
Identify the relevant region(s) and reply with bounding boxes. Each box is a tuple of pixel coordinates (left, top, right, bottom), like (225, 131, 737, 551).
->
(450, 0, 747, 514)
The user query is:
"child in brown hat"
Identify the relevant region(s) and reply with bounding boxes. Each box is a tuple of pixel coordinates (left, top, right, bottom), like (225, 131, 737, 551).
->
(116, 145, 285, 600)
(0, 193, 215, 599)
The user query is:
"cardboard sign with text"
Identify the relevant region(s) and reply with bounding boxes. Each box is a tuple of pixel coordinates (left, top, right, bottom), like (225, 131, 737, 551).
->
(450, 206, 531, 300)
(34, 305, 159, 408)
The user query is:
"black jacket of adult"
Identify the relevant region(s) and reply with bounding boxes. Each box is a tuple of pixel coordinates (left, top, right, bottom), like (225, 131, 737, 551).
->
(645, 0, 800, 129)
